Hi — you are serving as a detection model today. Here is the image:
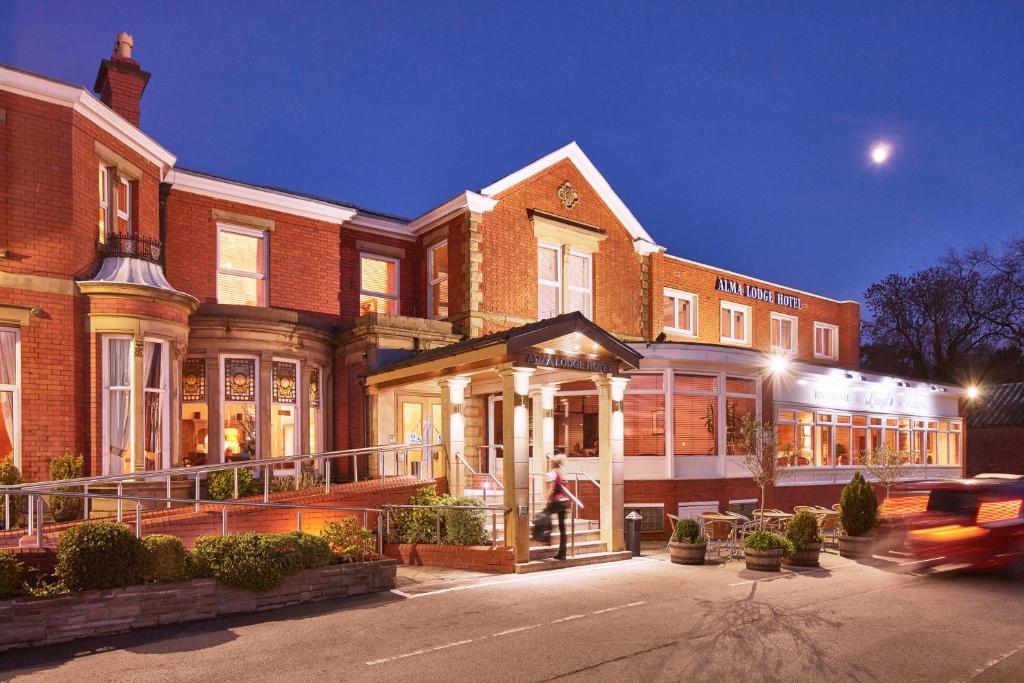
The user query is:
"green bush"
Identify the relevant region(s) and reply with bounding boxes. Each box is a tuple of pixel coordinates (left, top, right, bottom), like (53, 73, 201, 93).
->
(188, 533, 285, 591)
(140, 534, 188, 583)
(321, 517, 376, 562)
(269, 471, 326, 494)
(0, 550, 22, 599)
(743, 530, 795, 557)
(0, 455, 27, 520)
(55, 522, 142, 591)
(840, 472, 879, 537)
(443, 495, 488, 545)
(671, 518, 704, 544)
(390, 487, 446, 544)
(786, 511, 822, 551)
(207, 468, 260, 500)
(47, 450, 84, 522)
(267, 532, 332, 573)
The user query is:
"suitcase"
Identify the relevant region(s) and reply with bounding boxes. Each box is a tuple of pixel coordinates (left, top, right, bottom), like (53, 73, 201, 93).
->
(531, 512, 551, 544)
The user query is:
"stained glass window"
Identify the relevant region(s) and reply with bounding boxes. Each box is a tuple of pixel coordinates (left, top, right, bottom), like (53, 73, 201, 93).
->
(272, 361, 297, 404)
(182, 358, 206, 402)
(308, 367, 321, 407)
(224, 357, 256, 402)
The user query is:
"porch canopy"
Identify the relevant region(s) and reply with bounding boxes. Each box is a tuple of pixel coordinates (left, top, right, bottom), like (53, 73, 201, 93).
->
(365, 312, 641, 561)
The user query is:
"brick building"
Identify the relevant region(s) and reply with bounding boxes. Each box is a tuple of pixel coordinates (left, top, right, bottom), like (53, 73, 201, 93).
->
(964, 383, 1024, 476)
(0, 36, 965, 555)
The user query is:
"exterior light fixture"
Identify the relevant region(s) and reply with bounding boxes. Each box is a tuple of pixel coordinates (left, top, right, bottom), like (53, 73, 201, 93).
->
(768, 355, 789, 374)
(966, 385, 980, 400)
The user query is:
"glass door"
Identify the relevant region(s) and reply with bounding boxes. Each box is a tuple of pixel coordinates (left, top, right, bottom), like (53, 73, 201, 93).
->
(398, 396, 441, 479)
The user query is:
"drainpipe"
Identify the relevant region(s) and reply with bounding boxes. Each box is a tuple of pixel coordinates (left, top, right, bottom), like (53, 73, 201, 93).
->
(158, 181, 171, 268)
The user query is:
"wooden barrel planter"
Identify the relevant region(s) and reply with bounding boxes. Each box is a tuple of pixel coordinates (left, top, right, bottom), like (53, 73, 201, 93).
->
(668, 541, 706, 565)
(745, 548, 784, 572)
(838, 534, 875, 559)
(783, 542, 821, 568)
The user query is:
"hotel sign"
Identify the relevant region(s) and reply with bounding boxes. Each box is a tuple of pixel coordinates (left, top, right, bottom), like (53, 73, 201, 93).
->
(519, 352, 616, 374)
(775, 377, 960, 418)
(716, 277, 801, 310)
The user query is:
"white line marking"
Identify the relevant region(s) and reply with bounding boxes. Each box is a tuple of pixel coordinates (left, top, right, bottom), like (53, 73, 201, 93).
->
(959, 643, 1024, 682)
(493, 624, 541, 636)
(390, 588, 414, 598)
(551, 614, 586, 624)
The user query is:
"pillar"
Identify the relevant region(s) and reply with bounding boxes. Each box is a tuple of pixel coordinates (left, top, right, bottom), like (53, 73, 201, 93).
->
(258, 351, 273, 460)
(439, 376, 470, 495)
(530, 385, 557, 477)
(206, 352, 222, 465)
(499, 367, 534, 562)
(595, 374, 629, 552)
(130, 337, 145, 473)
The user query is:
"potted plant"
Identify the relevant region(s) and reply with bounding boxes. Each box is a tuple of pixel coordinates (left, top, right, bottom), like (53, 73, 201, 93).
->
(668, 518, 706, 565)
(743, 530, 794, 572)
(838, 472, 879, 559)
(784, 510, 823, 567)
(864, 446, 912, 553)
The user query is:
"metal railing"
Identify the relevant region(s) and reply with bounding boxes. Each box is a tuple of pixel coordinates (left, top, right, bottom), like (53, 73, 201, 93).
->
(379, 503, 508, 548)
(99, 233, 163, 263)
(451, 450, 503, 502)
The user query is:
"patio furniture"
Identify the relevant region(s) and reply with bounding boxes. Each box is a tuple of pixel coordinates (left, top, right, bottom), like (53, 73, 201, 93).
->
(817, 510, 840, 546)
(699, 513, 738, 560)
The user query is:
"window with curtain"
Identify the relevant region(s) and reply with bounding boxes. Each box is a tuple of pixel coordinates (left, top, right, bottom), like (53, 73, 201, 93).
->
(771, 313, 797, 352)
(720, 301, 751, 344)
(224, 356, 258, 459)
(217, 226, 267, 306)
(537, 244, 561, 319)
(566, 251, 592, 317)
(673, 373, 719, 456)
(663, 288, 697, 336)
(624, 373, 664, 456)
(0, 328, 18, 466)
(814, 322, 838, 359)
(360, 254, 400, 315)
(724, 376, 757, 455)
(428, 241, 449, 319)
(105, 337, 133, 475)
(143, 341, 167, 471)
(271, 360, 298, 459)
(98, 164, 134, 242)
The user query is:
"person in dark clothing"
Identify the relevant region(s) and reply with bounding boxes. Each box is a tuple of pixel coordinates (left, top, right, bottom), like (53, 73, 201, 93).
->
(546, 454, 571, 560)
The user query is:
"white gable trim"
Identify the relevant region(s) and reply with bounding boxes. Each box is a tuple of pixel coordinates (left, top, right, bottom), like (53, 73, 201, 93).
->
(345, 214, 416, 241)
(479, 141, 660, 254)
(406, 191, 498, 234)
(0, 65, 177, 178)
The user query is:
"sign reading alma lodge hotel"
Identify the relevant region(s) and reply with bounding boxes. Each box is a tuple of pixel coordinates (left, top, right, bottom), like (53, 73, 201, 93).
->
(715, 276, 802, 310)
(518, 351, 617, 374)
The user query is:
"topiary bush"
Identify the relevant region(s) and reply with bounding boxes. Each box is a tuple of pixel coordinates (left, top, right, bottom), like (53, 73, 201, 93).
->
(671, 518, 704, 544)
(840, 472, 879, 537)
(140, 534, 188, 583)
(786, 511, 822, 551)
(188, 533, 285, 591)
(55, 522, 142, 591)
(0, 455, 27, 520)
(743, 530, 795, 557)
(0, 550, 22, 599)
(207, 468, 260, 500)
(47, 450, 84, 522)
(321, 517, 376, 562)
(443, 495, 488, 545)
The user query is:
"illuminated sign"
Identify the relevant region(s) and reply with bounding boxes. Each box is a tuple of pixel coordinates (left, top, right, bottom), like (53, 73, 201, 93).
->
(715, 277, 801, 310)
(521, 352, 615, 374)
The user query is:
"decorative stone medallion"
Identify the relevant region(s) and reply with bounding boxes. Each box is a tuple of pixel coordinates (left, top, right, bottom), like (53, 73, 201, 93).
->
(558, 181, 579, 209)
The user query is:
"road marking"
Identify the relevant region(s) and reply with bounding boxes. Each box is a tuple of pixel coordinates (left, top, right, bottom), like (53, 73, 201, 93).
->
(390, 588, 415, 598)
(728, 562, 857, 586)
(551, 614, 586, 623)
(958, 643, 1024, 682)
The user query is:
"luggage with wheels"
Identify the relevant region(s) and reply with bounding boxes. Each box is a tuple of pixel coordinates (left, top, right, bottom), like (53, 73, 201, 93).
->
(531, 512, 551, 544)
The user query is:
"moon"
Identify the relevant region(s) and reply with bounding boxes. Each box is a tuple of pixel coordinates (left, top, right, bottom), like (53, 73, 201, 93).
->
(869, 141, 893, 166)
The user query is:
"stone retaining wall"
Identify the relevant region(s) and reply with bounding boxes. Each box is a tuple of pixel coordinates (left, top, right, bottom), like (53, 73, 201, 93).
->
(384, 543, 515, 573)
(0, 559, 397, 652)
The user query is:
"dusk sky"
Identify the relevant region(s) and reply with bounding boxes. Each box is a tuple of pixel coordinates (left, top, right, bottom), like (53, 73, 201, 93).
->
(3, 2, 1021, 302)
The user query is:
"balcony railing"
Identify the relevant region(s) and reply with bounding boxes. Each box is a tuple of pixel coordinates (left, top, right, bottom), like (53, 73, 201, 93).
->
(99, 233, 163, 263)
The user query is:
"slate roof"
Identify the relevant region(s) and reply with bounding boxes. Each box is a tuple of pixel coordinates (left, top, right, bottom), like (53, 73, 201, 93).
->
(965, 382, 1024, 428)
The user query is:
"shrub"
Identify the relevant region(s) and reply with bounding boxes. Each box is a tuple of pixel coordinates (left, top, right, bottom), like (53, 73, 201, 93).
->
(207, 468, 260, 500)
(671, 518, 704, 544)
(321, 517, 376, 562)
(743, 530, 795, 557)
(267, 532, 332, 573)
(55, 522, 142, 591)
(188, 533, 284, 591)
(0, 550, 22, 599)
(390, 487, 446, 544)
(443, 495, 488, 545)
(840, 472, 879, 537)
(47, 450, 84, 522)
(140, 534, 188, 583)
(269, 471, 326, 494)
(786, 511, 822, 551)
(0, 455, 26, 519)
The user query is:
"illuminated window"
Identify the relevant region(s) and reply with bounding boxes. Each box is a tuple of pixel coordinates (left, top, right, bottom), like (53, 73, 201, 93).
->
(217, 226, 267, 306)
(428, 241, 448, 319)
(223, 356, 258, 461)
(538, 244, 593, 320)
(674, 373, 719, 456)
(98, 164, 134, 243)
(814, 322, 838, 360)
(538, 243, 561, 319)
(725, 377, 757, 455)
(359, 254, 400, 315)
(770, 312, 797, 353)
(720, 301, 751, 345)
(180, 358, 208, 468)
(271, 359, 298, 460)
(103, 336, 133, 475)
(624, 373, 665, 456)
(142, 341, 168, 471)
(98, 165, 109, 244)
(0, 328, 20, 469)
(566, 250, 592, 318)
(663, 288, 697, 336)
(309, 366, 322, 454)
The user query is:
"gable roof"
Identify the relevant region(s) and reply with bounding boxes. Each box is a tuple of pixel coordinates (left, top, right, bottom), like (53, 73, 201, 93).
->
(478, 142, 661, 255)
(965, 382, 1024, 428)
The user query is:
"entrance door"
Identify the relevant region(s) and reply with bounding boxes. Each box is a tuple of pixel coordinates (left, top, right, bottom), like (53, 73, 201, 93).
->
(398, 396, 442, 479)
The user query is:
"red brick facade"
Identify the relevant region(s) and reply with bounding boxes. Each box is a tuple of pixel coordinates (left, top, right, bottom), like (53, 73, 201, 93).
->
(965, 427, 1024, 477)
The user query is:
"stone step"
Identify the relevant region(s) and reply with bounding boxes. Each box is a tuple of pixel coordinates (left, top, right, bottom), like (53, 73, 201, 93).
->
(496, 527, 604, 546)
(513, 550, 633, 574)
(528, 539, 608, 561)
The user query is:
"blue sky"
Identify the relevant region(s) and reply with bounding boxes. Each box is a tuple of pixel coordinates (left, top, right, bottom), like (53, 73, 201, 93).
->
(3, 1, 1021, 302)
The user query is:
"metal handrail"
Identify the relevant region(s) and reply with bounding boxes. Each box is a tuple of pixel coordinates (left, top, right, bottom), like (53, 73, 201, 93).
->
(529, 471, 584, 510)
(544, 453, 601, 489)
(453, 451, 504, 491)
(379, 502, 510, 548)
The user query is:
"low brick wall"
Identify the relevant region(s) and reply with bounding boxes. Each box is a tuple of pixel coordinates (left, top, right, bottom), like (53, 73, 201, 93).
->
(0, 559, 397, 652)
(384, 543, 515, 573)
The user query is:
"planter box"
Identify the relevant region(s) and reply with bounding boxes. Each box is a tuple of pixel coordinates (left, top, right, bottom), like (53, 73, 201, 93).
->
(838, 534, 875, 559)
(745, 547, 784, 572)
(783, 542, 822, 568)
(668, 541, 706, 565)
(384, 543, 515, 573)
(0, 559, 397, 652)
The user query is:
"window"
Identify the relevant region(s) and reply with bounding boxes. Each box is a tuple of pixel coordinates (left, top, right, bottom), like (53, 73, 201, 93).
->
(98, 165, 109, 244)
(360, 254, 400, 315)
(566, 251, 592, 317)
(537, 243, 561, 319)
(309, 366, 323, 454)
(624, 373, 665, 457)
(427, 241, 449, 319)
(0, 328, 19, 468)
(142, 341, 168, 471)
(98, 164, 134, 243)
(624, 504, 664, 532)
(724, 377, 757, 455)
(663, 288, 697, 336)
(271, 359, 299, 460)
(103, 337, 133, 475)
(673, 373, 719, 456)
(814, 322, 838, 360)
(180, 358, 208, 467)
(223, 356, 258, 461)
(217, 226, 268, 307)
(770, 312, 797, 353)
(720, 301, 751, 345)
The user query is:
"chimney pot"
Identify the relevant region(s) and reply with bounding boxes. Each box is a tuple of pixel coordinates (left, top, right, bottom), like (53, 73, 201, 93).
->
(113, 32, 134, 60)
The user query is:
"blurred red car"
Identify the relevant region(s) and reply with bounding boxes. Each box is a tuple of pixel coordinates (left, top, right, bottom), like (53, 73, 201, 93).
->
(883, 474, 1024, 570)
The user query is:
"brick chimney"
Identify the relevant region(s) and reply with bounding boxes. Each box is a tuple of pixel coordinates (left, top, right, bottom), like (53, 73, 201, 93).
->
(93, 32, 151, 127)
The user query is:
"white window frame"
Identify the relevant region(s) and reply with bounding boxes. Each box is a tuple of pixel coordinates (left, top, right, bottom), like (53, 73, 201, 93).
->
(663, 287, 697, 336)
(537, 241, 562, 319)
(116, 176, 132, 235)
(216, 224, 269, 307)
(720, 301, 752, 346)
(142, 338, 171, 470)
(98, 163, 110, 244)
(427, 240, 448, 320)
(270, 357, 302, 461)
(814, 322, 839, 360)
(359, 252, 401, 315)
(101, 334, 135, 476)
(220, 354, 260, 464)
(770, 312, 798, 353)
(566, 249, 593, 318)
(0, 327, 21, 469)
(308, 364, 324, 455)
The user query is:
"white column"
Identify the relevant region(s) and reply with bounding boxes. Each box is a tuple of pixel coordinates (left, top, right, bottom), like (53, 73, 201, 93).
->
(439, 377, 470, 496)
(499, 367, 535, 562)
(595, 374, 629, 552)
(529, 384, 558, 478)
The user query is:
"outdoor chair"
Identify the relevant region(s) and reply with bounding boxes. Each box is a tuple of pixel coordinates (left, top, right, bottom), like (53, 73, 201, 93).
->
(699, 514, 736, 560)
(818, 511, 840, 546)
(793, 505, 815, 515)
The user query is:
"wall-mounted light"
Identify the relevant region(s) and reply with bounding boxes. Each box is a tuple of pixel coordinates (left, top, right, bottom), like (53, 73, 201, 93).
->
(451, 403, 462, 415)
(544, 408, 553, 419)
(966, 385, 980, 400)
(612, 400, 624, 412)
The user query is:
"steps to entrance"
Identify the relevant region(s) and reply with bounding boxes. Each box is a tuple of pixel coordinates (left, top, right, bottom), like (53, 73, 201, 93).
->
(513, 550, 633, 574)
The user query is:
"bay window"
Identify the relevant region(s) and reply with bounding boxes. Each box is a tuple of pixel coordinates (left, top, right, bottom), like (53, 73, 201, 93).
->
(428, 241, 449, 319)
(663, 288, 697, 337)
(217, 225, 268, 307)
(360, 253, 400, 315)
(814, 322, 838, 360)
(142, 341, 169, 471)
(720, 301, 751, 345)
(102, 337, 133, 475)
(0, 328, 19, 468)
(222, 356, 258, 460)
(271, 359, 299, 460)
(180, 357, 209, 467)
(308, 366, 323, 454)
(623, 373, 665, 456)
(673, 373, 718, 456)
(770, 312, 797, 353)
(724, 377, 757, 455)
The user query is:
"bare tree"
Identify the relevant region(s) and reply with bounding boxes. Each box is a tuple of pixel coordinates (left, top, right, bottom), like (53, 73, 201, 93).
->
(955, 237, 1024, 350)
(861, 446, 911, 501)
(731, 414, 782, 530)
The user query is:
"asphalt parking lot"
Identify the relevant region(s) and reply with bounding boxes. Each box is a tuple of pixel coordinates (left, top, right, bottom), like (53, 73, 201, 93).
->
(3, 546, 1023, 682)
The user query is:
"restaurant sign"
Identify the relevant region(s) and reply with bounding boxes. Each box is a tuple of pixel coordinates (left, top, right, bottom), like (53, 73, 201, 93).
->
(715, 277, 802, 310)
(519, 352, 616, 374)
